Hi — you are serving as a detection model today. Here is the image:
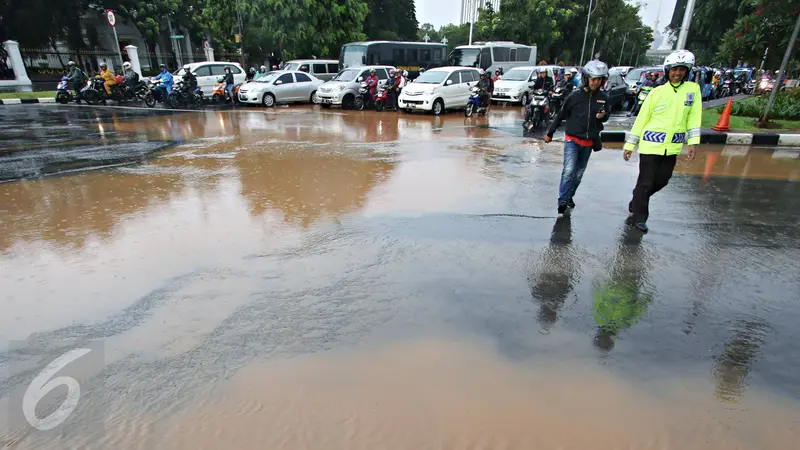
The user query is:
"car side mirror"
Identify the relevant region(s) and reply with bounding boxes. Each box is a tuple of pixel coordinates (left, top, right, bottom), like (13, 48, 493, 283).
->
(357, 76, 363, 82)
(275, 80, 283, 85)
(446, 79, 453, 86)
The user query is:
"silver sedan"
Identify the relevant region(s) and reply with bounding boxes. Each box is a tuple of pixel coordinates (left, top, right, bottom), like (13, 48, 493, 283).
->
(237, 70, 324, 107)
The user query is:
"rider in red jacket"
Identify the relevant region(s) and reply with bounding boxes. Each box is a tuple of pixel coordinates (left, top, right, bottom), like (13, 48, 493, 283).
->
(365, 69, 379, 100)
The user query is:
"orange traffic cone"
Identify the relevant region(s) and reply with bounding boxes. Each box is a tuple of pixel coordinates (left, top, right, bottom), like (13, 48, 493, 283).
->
(702, 151, 719, 185)
(712, 98, 733, 131)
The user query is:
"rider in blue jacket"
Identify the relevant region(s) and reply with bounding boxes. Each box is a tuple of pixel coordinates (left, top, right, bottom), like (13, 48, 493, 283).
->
(152, 64, 174, 95)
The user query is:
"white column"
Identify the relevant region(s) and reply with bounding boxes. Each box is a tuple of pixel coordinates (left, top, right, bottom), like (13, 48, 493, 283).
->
(125, 45, 142, 78)
(3, 40, 32, 85)
(204, 47, 215, 62)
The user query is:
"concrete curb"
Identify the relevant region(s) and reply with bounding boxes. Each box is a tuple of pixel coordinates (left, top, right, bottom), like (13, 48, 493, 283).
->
(0, 97, 56, 105)
(600, 130, 800, 147)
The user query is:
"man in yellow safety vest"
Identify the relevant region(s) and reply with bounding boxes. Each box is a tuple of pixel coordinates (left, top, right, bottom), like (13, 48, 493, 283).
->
(622, 49, 701, 233)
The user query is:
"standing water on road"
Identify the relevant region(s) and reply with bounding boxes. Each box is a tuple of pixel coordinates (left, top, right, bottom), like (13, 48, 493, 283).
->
(1, 105, 799, 449)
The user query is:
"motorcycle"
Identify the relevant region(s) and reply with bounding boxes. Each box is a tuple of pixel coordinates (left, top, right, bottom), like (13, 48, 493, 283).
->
(167, 81, 204, 108)
(719, 79, 732, 98)
(464, 86, 488, 117)
(628, 84, 653, 117)
(129, 81, 156, 107)
(354, 80, 378, 111)
(746, 79, 757, 95)
(80, 77, 126, 105)
(374, 84, 392, 112)
(149, 79, 170, 105)
(56, 76, 73, 104)
(210, 77, 242, 104)
(549, 86, 568, 119)
(524, 88, 549, 131)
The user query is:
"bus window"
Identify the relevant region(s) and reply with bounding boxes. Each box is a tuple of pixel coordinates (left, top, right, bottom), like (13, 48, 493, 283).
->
(449, 48, 480, 67)
(420, 49, 431, 62)
(433, 48, 443, 62)
(493, 47, 510, 62)
(480, 48, 492, 70)
(393, 48, 406, 65)
(518, 48, 531, 61)
(510, 48, 517, 62)
(407, 49, 418, 66)
(342, 45, 367, 68)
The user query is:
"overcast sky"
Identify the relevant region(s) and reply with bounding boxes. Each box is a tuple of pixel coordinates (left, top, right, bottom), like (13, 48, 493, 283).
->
(414, 0, 678, 33)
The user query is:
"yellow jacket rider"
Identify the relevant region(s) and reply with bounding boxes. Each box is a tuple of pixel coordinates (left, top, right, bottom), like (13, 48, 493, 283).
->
(622, 49, 701, 233)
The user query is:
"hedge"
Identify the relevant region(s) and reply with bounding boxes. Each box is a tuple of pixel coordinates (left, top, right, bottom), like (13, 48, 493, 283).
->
(718, 89, 800, 120)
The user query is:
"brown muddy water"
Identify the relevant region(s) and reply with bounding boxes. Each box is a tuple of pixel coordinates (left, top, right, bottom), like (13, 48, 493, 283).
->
(1, 105, 799, 449)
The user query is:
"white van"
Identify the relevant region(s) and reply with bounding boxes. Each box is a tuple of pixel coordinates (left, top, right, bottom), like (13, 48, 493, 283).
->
(448, 42, 537, 74)
(281, 59, 340, 81)
(492, 66, 557, 105)
(174, 62, 246, 95)
(398, 66, 481, 115)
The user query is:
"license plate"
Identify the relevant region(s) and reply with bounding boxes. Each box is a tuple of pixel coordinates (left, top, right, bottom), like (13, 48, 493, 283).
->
(322, 99, 332, 104)
(409, 104, 417, 108)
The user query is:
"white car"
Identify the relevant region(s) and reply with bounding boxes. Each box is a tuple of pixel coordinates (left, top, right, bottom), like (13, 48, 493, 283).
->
(398, 66, 481, 115)
(316, 65, 395, 109)
(492, 65, 559, 105)
(237, 70, 323, 107)
(175, 61, 246, 96)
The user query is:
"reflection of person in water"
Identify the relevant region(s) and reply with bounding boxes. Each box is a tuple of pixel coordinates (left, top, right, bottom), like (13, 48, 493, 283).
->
(529, 217, 580, 330)
(711, 319, 768, 403)
(592, 227, 653, 351)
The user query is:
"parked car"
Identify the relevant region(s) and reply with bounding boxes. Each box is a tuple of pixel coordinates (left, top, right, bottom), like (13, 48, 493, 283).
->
(398, 66, 481, 115)
(280, 59, 340, 81)
(316, 65, 394, 109)
(610, 66, 633, 77)
(492, 65, 556, 105)
(175, 62, 246, 96)
(604, 72, 628, 111)
(237, 70, 323, 107)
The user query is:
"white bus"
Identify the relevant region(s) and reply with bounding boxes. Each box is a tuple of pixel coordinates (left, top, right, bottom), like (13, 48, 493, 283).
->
(447, 41, 537, 74)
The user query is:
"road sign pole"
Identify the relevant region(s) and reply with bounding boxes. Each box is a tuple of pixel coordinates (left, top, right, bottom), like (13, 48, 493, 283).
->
(106, 10, 124, 71)
(112, 26, 123, 70)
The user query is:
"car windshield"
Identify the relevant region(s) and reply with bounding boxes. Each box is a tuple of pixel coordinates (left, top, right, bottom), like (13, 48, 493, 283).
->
(448, 48, 481, 67)
(501, 69, 531, 81)
(282, 63, 300, 71)
(332, 69, 360, 82)
(256, 72, 280, 83)
(625, 68, 647, 83)
(414, 71, 448, 84)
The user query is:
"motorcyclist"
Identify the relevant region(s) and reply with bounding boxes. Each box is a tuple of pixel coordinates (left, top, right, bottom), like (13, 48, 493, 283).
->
(557, 69, 576, 93)
(181, 65, 198, 95)
(152, 64, 174, 96)
(387, 68, 401, 110)
(223, 66, 235, 100)
(299, 65, 310, 73)
(96, 62, 116, 99)
(65, 60, 85, 102)
(122, 62, 139, 92)
(246, 67, 256, 82)
(272, 65, 278, 71)
(255, 65, 268, 81)
(476, 69, 492, 109)
(532, 68, 555, 92)
(365, 69, 379, 101)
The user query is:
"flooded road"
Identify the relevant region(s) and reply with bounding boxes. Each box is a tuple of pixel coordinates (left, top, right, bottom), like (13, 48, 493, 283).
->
(1, 105, 800, 449)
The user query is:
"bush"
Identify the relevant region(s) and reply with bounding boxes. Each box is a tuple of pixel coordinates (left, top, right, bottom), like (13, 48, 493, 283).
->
(719, 90, 800, 120)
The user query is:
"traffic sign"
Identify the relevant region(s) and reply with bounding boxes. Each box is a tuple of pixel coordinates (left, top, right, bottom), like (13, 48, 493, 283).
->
(170, 35, 185, 39)
(106, 10, 116, 27)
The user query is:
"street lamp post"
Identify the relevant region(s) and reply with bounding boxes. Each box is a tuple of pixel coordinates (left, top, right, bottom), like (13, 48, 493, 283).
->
(676, 0, 697, 50)
(579, 0, 594, 66)
(619, 28, 644, 66)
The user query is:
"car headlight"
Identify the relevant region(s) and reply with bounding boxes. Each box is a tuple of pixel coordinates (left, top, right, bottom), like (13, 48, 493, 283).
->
(335, 85, 345, 92)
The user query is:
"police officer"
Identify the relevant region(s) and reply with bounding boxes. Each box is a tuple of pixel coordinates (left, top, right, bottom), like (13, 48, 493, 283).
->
(623, 50, 701, 233)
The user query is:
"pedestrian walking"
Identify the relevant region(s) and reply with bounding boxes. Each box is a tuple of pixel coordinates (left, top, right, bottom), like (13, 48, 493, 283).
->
(544, 60, 610, 216)
(623, 50, 701, 233)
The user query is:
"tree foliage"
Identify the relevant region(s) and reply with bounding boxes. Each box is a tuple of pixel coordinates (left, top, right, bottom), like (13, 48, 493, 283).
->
(716, 1, 800, 68)
(363, 0, 418, 41)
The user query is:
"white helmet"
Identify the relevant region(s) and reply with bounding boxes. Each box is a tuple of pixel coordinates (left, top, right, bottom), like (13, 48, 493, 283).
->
(478, 68, 485, 75)
(122, 62, 132, 70)
(570, 67, 578, 74)
(68, 60, 75, 66)
(403, 70, 408, 77)
(664, 50, 695, 73)
(582, 60, 609, 79)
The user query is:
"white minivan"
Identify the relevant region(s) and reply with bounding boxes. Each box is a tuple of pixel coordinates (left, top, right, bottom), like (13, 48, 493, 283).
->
(316, 65, 395, 109)
(174, 62, 247, 95)
(398, 66, 481, 115)
(281, 59, 340, 81)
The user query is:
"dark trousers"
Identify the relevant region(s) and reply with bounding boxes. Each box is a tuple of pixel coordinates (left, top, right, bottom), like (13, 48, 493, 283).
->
(629, 153, 677, 223)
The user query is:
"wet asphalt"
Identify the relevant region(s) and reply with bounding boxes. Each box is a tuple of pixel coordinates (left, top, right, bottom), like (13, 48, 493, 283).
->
(1, 104, 799, 449)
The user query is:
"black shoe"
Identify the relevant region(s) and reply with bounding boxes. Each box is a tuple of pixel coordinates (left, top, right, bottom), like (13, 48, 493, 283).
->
(557, 204, 567, 215)
(634, 222, 649, 233)
(567, 199, 575, 209)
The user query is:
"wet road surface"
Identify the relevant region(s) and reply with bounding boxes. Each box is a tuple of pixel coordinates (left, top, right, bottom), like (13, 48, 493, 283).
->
(1, 105, 800, 449)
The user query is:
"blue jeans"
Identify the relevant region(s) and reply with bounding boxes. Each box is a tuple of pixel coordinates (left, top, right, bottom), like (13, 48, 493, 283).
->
(558, 140, 592, 206)
(225, 84, 235, 100)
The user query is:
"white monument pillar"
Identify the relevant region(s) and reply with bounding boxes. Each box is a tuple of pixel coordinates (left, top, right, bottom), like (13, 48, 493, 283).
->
(124, 45, 142, 77)
(203, 47, 215, 62)
(3, 40, 32, 86)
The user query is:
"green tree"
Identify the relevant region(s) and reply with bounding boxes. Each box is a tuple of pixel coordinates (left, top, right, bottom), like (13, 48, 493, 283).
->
(717, 1, 800, 68)
(438, 23, 471, 51)
(363, 0, 418, 41)
(668, 0, 753, 66)
(417, 23, 441, 43)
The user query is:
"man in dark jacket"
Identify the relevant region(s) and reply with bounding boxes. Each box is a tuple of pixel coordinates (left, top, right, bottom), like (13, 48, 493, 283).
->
(65, 60, 85, 102)
(544, 60, 610, 215)
(532, 68, 555, 91)
(223, 66, 235, 100)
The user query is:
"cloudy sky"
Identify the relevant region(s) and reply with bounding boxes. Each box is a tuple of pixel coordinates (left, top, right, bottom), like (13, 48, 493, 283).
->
(414, 0, 678, 34)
